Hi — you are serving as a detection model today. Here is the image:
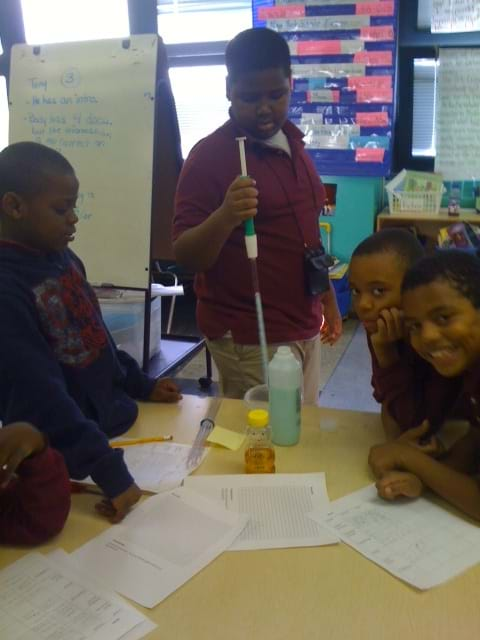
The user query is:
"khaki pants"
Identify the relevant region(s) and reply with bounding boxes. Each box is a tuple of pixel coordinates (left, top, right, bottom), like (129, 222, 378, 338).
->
(206, 335, 321, 405)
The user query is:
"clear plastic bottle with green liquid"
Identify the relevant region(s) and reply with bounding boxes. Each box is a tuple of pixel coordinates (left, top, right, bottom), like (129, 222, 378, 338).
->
(269, 346, 302, 446)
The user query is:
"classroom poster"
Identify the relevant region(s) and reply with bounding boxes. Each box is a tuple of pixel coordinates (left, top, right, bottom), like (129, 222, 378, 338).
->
(435, 48, 480, 181)
(431, 0, 480, 34)
(253, 0, 399, 176)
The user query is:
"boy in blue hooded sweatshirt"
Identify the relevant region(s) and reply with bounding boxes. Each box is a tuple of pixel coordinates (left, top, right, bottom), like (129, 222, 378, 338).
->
(0, 141, 181, 523)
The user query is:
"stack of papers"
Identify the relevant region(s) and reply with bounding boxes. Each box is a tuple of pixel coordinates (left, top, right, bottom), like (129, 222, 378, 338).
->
(184, 473, 338, 551)
(70, 474, 336, 606)
(0, 552, 156, 640)
(73, 487, 249, 608)
(10, 470, 480, 634)
(1, 472, 341, 629)
(9, 471, 479, 617)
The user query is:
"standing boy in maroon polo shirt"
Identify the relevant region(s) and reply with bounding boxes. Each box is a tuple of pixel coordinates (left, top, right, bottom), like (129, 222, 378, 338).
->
(173, 28, 341, 402)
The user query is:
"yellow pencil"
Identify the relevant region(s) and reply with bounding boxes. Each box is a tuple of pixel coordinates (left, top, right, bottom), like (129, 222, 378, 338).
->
(111, 435, 173, 447)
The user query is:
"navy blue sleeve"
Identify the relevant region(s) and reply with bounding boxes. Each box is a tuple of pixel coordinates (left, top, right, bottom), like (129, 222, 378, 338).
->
(115, 348, 156, 400)
(0, 293, 134, 499)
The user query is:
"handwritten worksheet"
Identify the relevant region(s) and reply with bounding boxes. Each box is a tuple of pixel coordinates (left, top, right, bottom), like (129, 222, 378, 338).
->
(435, 48, 480, 180)
(308, 484, 480, 590)
(0, 552, 154, 640)
(83, 442, 208, 493)
(73, 487, 249, 608)
(184, 473, 338, 550)
(431, 0, 480, 33)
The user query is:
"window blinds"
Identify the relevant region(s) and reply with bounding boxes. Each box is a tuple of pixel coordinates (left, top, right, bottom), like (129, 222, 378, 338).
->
(157, 0, 252, 44)
(412, 58, 437, 157)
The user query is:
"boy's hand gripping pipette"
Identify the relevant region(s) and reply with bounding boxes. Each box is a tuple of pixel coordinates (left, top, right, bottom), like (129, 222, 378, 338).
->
(236, 136, 269, 385)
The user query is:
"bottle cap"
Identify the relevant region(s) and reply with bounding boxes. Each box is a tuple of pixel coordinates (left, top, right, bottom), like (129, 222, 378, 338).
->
(247, 409, 269, 428)
(276, 346, 292, 358)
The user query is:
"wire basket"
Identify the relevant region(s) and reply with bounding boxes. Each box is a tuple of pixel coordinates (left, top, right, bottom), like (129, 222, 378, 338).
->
(386, 169, 444, 215)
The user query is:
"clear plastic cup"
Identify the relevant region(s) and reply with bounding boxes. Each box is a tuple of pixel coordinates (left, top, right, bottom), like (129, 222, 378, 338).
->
(243, 384, 269, 411)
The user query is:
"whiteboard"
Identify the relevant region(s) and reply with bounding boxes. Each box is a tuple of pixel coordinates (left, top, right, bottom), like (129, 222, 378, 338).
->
(8, 35, 158, 289)
(435, 48, 480, 181)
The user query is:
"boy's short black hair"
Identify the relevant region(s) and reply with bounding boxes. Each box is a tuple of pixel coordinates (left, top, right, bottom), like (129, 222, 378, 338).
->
(225, 28, 291, 82)
(352, 228, 425, 267)
(0, 141, 74, 202)
(402, 249, 480, 310)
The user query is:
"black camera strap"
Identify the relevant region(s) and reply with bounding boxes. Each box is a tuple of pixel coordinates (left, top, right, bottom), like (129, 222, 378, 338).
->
(261, 150, 321, 250)
(261, 149, 332, 297)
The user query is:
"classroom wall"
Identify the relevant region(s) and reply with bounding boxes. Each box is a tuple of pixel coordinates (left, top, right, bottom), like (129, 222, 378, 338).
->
(2, 1, 478, 266)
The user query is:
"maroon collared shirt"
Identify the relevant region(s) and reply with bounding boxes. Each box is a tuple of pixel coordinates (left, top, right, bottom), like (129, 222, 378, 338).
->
(173, 119, 326, 344)
(0, 447, 70, 545)
(367, 332, 466, 432)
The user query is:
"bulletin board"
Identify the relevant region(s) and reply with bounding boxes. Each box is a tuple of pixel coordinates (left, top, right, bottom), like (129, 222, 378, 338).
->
(8, 35, 158, 289)
(435, 48, 480, 181)
(253, 0, 399, 177)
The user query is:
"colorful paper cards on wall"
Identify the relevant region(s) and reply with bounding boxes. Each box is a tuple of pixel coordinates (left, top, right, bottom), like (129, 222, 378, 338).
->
(253, 0, 398, 176)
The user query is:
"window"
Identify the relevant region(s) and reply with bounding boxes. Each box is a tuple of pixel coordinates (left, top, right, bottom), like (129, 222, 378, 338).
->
(412, 58, 437, 157)
(0, 76, 8, 152)
(169, 65, 229, 157)
(21, 0, 129, 45)
(159, 0, 251, 157)
(396, 5, 480, 172)
(157, 0, 251, 44)
(417, 0, 431, 30)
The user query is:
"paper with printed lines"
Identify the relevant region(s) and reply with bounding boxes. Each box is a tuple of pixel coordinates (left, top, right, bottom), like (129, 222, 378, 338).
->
(184, 473, 338, 551)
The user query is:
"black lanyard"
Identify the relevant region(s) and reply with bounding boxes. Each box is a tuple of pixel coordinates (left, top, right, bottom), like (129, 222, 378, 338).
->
(259, 146, 321, 250)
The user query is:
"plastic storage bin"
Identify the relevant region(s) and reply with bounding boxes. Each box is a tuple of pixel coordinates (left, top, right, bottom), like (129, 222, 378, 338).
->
(386, 169, 444, 215)
(98, 291, 161, 365)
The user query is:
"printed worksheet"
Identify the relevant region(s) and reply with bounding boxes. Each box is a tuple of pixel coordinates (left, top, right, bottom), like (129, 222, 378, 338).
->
(73, 487, 249, 608)
(47, 549, 156, 640)
(83, 442, 208, 493)
(0, 552, 154, 640)
(184, 473, 338, 550)
(308, 484, 480, 590)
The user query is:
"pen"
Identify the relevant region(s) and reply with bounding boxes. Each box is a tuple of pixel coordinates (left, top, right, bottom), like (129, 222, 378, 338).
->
(111, 435, 173, 447)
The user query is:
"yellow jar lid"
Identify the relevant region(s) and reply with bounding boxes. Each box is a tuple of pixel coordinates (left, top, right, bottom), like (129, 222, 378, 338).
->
(247, 409, 269, 428)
